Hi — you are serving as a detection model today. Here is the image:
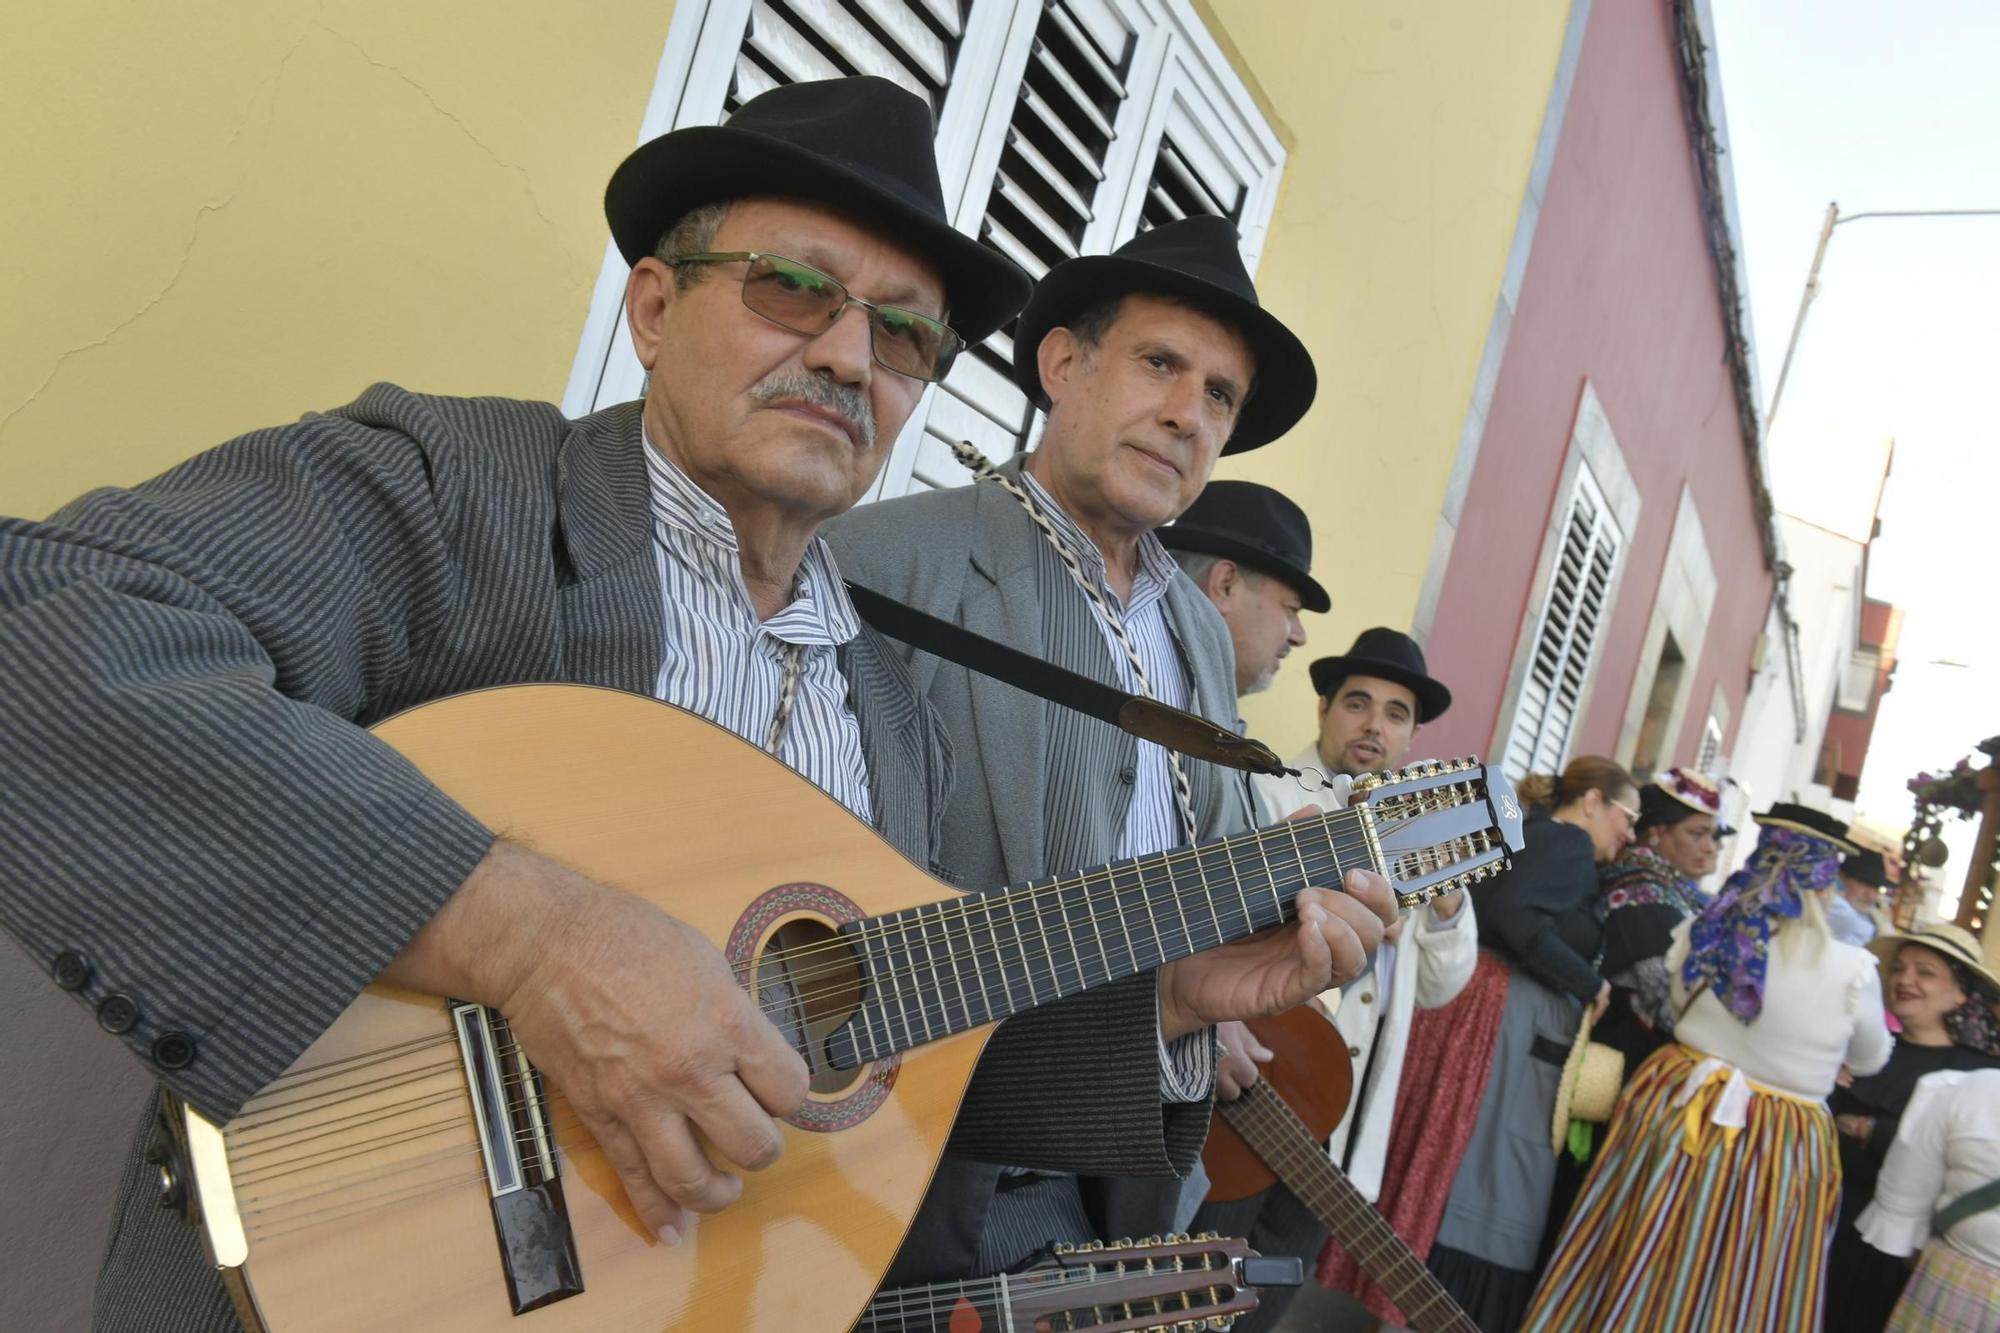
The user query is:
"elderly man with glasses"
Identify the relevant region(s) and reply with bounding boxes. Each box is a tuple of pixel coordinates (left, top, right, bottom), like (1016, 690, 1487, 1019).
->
(0, 77, 1068, 1326)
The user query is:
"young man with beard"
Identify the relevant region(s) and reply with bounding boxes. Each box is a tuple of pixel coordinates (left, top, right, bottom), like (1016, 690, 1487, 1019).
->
(1207, 629, 1476, 1333)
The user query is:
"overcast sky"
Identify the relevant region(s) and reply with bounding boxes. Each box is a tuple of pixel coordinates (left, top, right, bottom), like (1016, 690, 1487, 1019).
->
(1712, 0, 2000, 906)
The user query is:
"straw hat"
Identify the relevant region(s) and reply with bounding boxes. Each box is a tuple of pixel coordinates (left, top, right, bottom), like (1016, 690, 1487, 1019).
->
(1870, 921, 2000, 999)
(1552, 1012, 1625, 1153)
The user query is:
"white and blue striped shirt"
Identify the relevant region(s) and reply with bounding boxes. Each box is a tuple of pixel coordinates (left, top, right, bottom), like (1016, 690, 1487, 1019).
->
(641, 431, 873, 824)
(1017, 471, 1194, 861)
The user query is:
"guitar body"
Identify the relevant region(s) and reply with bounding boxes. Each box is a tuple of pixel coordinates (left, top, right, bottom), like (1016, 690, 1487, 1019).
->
(191, 685, 988, 1330)
(1200, 1006, 1352, 1204)
(173, 685, 1520, 1331)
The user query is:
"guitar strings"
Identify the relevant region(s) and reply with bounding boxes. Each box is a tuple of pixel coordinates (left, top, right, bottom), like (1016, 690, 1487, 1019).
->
(227, 829, 1461, 1171)
(713, 785, 1485, 982)
(238, 830, 1384, 1138)
(238, 797, 1482, 1118)
(224, 809, 1495, 1212)
(857, 1262, 1236, 1325)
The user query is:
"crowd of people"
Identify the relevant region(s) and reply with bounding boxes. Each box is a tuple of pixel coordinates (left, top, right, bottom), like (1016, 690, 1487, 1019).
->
(3, 71, 1996, 1333)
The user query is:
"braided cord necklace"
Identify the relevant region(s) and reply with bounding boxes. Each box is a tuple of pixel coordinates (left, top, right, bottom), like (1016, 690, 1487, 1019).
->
(950, 440, 1199, 843)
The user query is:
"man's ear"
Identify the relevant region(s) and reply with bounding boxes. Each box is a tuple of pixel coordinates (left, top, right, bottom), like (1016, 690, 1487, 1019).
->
(1205, 558, 1242, 602)
(624, 258, 676, 372)
(1038, 326, 1086, 411)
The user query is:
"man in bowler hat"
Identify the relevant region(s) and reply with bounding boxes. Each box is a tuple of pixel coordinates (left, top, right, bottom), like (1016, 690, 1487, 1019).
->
(1, 76, 1056, 1323)
(1197, 627, 1474, 1332)
(1160, 480, 1329, 696)
(827, 217, 1397, 1278)
(1829, 849, 1894, 945)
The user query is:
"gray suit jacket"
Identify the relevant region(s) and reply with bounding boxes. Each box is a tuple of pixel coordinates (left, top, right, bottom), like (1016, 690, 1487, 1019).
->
(0, 386, 952, 1329)
(825, 467, 1256, 1281)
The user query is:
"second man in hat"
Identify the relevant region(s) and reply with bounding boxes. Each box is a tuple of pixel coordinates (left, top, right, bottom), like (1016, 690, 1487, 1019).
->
(826, 216, 1396, 1278)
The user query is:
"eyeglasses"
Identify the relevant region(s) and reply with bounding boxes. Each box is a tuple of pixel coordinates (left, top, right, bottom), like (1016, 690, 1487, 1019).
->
(1610, 798, 1642, 824)
(667, 251, 963, 383)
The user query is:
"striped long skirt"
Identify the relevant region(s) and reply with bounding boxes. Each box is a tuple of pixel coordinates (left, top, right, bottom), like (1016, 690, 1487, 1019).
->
(1521, 1042, 1841, 1332)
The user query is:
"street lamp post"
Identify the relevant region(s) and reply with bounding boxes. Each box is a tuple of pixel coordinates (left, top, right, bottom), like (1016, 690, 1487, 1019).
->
(1763, 203, 2000, 432)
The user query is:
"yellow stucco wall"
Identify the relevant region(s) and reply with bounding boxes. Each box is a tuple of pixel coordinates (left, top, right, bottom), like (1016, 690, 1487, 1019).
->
(1199, 0, 1573, 754)
(4, 0, 1568, 746)
(0, 0, 667, 518)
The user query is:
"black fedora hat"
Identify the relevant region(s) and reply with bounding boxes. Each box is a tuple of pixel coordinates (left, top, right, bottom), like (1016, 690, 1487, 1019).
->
(1840, 849, 1889, 888)
(1753, 802, 1859, 854)
(604, 77, 1031, 344)
(1010, 215, 1316, 453)
(1157, 481, 1329, 612)
(1308, 628, 1451, 723)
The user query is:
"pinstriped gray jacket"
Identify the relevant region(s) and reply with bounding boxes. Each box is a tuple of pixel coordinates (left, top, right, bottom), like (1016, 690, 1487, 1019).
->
(825, 468, 1257, 1285)
(0, 385, 963, 1328)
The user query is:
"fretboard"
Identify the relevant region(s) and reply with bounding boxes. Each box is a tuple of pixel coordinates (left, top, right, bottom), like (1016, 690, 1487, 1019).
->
(1219, 1084, 1479, 1333)
(832, 807, 1377, 1066)
(854, 1274, 1011, 1332)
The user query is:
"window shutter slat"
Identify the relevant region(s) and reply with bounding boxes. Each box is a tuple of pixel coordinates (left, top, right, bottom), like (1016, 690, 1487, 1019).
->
(1029, 40, 1120, 141)
(1044, 3, 1128, 98)
(850, 0, 954, 83)
(1503, 467, 1625, 777)
(993, 173, 1084, 259)
(744, 2, 847, 88)
(1005, 127, 1096, 220)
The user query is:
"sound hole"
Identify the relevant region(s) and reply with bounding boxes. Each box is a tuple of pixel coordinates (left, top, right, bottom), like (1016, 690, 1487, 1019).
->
(756, 918, 866, 1096)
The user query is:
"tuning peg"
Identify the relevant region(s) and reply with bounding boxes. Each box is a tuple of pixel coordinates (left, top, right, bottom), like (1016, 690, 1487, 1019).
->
(1054, 1242, 1074, 1255)
(1115, 1237, 1133, 1248)
(1087, 1239, 1104, 1251)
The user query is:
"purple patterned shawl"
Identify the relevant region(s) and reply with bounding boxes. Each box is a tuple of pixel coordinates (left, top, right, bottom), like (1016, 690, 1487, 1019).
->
(1682, 824, 1844, 1023)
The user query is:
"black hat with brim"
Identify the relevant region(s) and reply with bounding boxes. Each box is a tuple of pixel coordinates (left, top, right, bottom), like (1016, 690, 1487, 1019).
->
(1010, 215, 1316, 453)
(605, 77, 1031, 345)
(1841, 849, 1889, 888)
(1158, 480, 1330, 612)
(1753, 802, 1859, 855)
(1308, 627, 1452, 723)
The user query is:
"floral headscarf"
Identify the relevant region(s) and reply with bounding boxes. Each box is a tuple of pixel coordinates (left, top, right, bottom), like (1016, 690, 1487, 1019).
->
(1942, 959, 2000, 1058)
(1682, 824, 1844, 1023)
(1599, 845, 1707, 920)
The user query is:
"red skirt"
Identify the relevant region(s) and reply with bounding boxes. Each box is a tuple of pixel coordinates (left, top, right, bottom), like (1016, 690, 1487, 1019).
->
(1316, 950, 1510, 1325)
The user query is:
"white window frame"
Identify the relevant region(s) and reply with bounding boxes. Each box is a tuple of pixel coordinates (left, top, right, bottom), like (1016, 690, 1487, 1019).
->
(1501, 464, 1624, 779)
(560, 0, 1284, 501)
(1492, 383, 1641, 780)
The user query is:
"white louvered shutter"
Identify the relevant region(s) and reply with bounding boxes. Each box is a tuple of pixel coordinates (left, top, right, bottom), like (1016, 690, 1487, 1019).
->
(563, 0, 1287, 500)
(887, 0, 1149, 493)
(1503, 468, 1624, 779)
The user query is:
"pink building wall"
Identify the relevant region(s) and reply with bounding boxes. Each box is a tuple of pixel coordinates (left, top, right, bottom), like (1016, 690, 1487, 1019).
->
(1419, 0, 1774, 770)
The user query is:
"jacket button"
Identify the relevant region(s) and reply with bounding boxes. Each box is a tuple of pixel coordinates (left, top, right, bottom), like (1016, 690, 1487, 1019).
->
(97, 994, 140, 1035)
(1118, 766, 1137, 785)
(1349, 1044, 1362, 1058)
(51, 950, 91, 991)
(1359, 992, 1375, 1005)
(151, 1032, 197, 1071)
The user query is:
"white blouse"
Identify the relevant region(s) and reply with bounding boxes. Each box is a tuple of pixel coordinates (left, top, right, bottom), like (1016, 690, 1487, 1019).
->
(1858, 1068, 2000, 1268)
(1668, 918, 1893, 1098)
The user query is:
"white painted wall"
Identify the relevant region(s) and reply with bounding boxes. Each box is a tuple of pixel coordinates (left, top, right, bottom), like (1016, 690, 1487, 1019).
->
(1715, 515, 1866, 879)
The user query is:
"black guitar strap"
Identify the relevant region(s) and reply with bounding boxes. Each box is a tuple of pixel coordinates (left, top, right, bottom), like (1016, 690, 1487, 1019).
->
(843, 580, 1292, 778)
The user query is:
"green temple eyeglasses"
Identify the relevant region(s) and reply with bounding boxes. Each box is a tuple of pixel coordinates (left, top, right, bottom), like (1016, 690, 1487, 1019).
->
(668, 251, 963, 383)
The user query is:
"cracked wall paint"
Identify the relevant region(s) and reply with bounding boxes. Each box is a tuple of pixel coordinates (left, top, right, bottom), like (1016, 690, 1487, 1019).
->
(0, 6, 669, 1328)
(1, 0, 665, 520)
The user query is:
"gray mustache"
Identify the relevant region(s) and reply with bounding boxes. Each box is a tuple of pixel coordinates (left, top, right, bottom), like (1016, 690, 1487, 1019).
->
(751, 372, 876, 449)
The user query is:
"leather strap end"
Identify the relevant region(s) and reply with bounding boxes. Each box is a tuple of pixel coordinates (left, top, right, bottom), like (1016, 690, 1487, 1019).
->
(1117, 697, 1287, 775)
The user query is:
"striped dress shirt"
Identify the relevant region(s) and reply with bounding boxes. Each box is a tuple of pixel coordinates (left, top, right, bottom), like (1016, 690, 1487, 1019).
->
(975, 472, 1216, 1275)
(642, 432, 873, 823)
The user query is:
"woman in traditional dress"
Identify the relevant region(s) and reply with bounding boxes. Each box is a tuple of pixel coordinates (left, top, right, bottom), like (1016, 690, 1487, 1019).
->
(1522, 804, 1894, 1332)
(1859, 1066, 2000, 1332)
(1425, 756, 1636, 1331)
(1826, 922, 2000, 1331)
(1538, 768, 1724, 1262)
